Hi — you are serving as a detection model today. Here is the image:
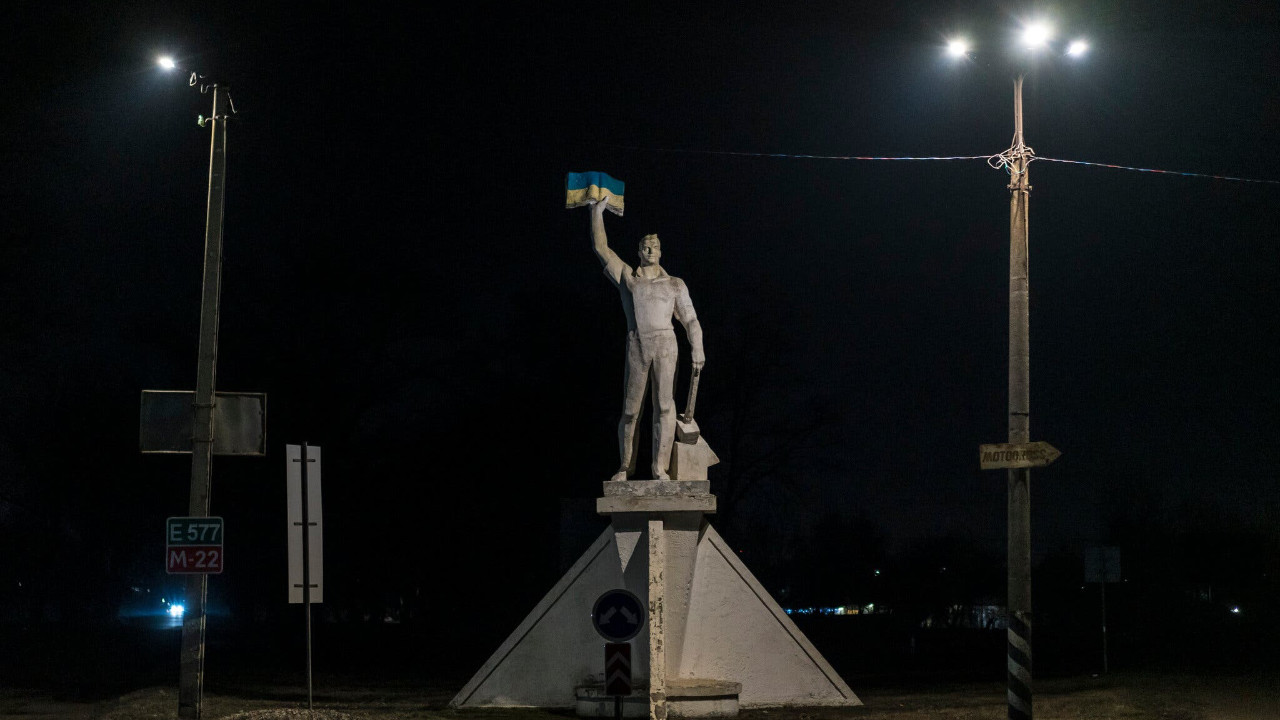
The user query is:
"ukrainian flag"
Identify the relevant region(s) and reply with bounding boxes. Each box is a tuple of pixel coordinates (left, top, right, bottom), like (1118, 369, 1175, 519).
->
(566, 171, 625, 216)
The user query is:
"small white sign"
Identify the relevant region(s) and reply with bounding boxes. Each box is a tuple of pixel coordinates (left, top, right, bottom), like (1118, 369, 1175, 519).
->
(286, 444, 323, 603)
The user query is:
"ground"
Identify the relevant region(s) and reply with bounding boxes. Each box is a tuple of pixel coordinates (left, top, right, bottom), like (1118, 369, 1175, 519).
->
(1, 673, 1276, 720)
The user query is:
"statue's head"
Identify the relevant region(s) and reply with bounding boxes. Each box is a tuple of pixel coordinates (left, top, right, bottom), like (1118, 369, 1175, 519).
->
(637, 234, 662, 267)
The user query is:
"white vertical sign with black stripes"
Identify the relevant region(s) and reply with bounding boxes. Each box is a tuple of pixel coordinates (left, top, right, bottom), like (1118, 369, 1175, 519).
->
(286, 444, 323, 603)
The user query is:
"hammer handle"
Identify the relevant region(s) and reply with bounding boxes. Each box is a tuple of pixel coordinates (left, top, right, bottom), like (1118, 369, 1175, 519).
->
(682, 367, 701, 422)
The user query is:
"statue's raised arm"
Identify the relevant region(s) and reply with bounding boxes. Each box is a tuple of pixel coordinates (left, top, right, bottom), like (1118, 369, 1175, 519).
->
(590, 197, 627, 284)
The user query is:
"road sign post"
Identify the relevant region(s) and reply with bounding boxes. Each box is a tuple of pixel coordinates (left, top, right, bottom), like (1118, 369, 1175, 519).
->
(286, 444, 323, 711)
(594, 590, 642, 720)
(981, 434, 1059, 720)
(1085, 547, 1121, 674)
(135, 76, 258, 720)
(605, 642, 631, 720)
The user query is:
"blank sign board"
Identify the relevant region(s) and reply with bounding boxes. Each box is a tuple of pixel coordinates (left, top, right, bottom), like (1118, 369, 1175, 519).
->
(139, 390, 267, 456)
(1085, 546, 1122, 584)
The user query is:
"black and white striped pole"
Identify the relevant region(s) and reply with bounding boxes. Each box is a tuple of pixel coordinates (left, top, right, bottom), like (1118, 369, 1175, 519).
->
(1006, 72, 1034, 720)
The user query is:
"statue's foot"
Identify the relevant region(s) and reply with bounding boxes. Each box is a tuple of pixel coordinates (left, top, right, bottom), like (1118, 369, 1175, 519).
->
(609, 470, 629, 482)
(652, 470, 671, 481)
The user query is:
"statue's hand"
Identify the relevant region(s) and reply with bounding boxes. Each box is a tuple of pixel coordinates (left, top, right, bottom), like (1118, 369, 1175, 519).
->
(692, 349, 705, 372)
(592, 195, 610, 215)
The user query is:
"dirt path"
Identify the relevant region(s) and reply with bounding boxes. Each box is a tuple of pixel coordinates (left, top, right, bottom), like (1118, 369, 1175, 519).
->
(3, 673, 1277, 720)
(0, 691, 96, 720)
(1159, 673, 1280, 720)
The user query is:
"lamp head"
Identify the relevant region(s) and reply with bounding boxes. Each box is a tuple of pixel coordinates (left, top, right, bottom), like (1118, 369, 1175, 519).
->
(1020, 22, 1053, 50)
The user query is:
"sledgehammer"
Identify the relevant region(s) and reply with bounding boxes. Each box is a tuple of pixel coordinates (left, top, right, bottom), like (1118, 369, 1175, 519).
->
(676, 367, 701, 443)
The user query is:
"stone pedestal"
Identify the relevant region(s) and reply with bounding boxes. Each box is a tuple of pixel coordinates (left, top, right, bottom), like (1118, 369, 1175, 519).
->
(597, 481, 714, 720)
(451, 482, 859, 717)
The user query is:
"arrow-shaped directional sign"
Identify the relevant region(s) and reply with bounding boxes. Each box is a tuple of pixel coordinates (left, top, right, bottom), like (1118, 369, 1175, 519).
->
(979, 441, 1062, 470)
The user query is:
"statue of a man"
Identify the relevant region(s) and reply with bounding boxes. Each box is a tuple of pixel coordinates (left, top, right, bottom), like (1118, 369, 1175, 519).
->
(591, 196, 704, 481)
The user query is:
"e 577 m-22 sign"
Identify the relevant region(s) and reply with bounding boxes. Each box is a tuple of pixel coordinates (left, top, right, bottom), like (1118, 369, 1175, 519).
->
(166, 517, 224, 574)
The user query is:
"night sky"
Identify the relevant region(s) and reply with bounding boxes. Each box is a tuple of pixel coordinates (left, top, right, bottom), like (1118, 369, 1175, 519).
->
(2, 0, 1278, 630)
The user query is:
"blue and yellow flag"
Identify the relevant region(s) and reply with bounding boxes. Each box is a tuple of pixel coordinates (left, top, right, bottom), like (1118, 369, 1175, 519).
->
(566, 171, 625, 216)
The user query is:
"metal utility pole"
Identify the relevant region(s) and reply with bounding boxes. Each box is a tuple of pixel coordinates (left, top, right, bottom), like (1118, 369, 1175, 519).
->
(1006, 73, 1034, 720)
(301, 442, 315, 712)
(179, 81, 231, 720)
(287, 443, 324, 712)
(1100, 574, 1109, 674)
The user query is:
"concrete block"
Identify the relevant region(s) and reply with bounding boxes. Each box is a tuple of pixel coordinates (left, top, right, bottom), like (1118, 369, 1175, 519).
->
(670, 438, 719, 482)
(597, 495, 716, 514)
(603, 480, 710, 498)
(676, 419, 701, 443)
(575, 685, 650, 718)
(668, 679, 741, 718)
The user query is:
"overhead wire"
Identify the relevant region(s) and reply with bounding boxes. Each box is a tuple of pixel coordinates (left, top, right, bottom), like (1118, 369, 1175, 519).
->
(1032, 157, 1279, 185)
(610, 145, 989, 162)
(610, 144, 1280, 185)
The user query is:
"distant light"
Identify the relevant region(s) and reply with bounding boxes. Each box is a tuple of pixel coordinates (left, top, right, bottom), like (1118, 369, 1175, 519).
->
(946, 38, 970, 58)
(1231, 606, 1241, 615)
(157, 56, 177, 70)
(168, 604, 185, 618)
(1066, 39, 1089, 57)
(874, 569, 881, 576)
(1021, 23, 1053, 49)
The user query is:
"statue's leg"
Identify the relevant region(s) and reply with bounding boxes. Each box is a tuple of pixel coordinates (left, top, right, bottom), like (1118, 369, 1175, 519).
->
(649, 332, 678, 480)
(627, 407, 642, 477)
(615, 333, 649, 481)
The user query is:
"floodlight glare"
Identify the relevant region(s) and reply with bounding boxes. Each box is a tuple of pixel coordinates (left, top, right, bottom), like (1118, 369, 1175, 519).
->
(1066, 39, 1089, 57)
(1021, 23, 1052, 49)
(946, 38, 970, 58)
(157, 56, 177, 70)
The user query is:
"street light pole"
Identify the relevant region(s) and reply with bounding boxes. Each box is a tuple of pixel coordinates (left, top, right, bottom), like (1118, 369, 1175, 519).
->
(1006, 73, 1034, 720)
(179, 81, 231, 720)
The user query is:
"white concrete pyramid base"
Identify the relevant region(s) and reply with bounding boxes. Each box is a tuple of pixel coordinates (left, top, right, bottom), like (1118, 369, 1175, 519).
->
(451, 485, 859, 716)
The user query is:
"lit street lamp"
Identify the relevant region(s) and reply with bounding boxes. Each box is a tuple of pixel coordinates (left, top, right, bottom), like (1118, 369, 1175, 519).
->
(947, 22, 1089, 720)
(154, 55, 237, 720)
(947, 38, 970, 59)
